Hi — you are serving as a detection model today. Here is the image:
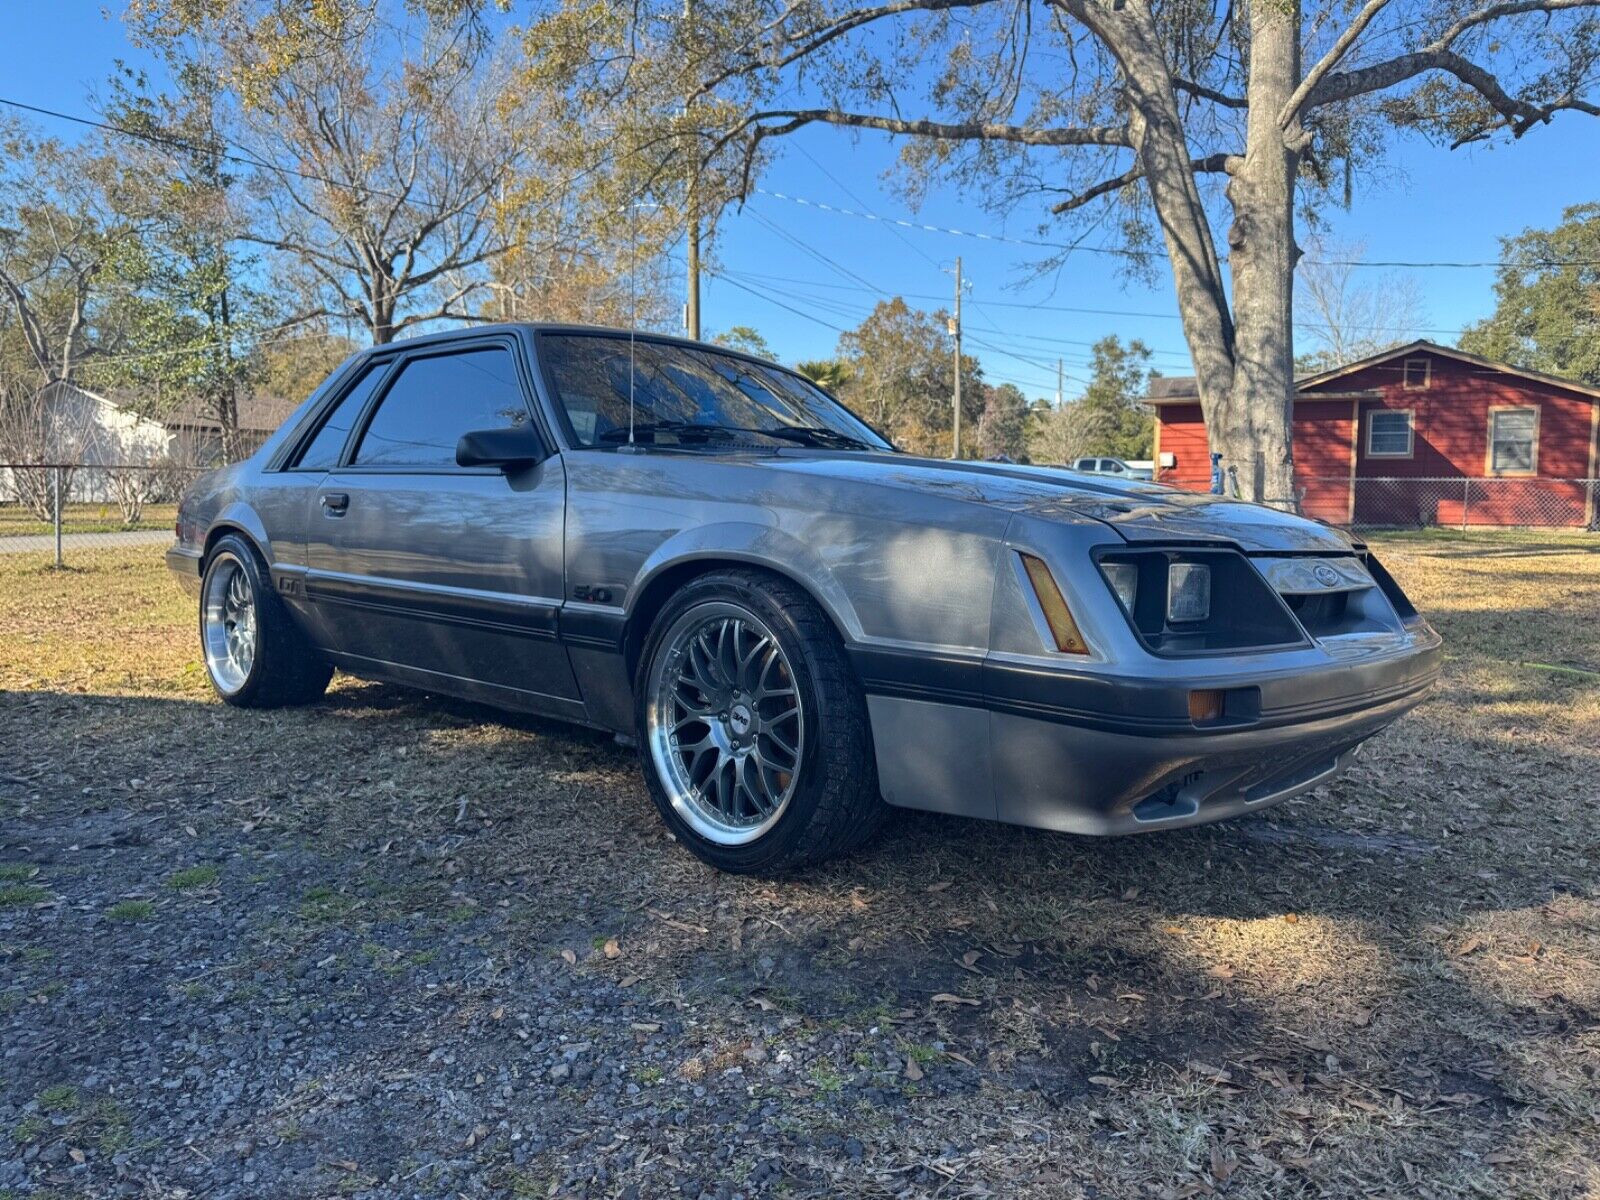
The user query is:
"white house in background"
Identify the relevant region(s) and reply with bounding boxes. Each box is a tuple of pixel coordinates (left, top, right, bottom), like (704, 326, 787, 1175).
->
(33, 380, 175, 464)
(1, 381, 176, 504)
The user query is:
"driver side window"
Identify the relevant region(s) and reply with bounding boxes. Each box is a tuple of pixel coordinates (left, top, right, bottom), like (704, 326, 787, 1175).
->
(352, 346, 531, 469)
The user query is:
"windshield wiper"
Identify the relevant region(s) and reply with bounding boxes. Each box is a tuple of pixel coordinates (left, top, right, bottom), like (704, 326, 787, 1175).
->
(751, 425, 878, 451)
(596, 420, 880, 451)
(596, 420, 747, 444)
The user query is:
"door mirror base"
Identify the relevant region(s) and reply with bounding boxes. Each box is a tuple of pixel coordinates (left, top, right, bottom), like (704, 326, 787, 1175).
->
(456, 425, 544, 470)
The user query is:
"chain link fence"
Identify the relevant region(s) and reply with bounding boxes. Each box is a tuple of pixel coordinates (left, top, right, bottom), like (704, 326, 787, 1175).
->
(8, 463, 1596, 575)
(1, 462, 208, 569)
(1300, 476, 1600, 533)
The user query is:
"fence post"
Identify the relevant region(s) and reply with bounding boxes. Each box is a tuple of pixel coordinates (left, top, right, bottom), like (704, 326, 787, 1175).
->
(1461, 477, 1470, 534)
(52, 466, 63, 569)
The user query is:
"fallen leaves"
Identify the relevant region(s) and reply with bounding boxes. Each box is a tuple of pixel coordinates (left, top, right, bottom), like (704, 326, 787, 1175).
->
(931, 992, 981, 1007)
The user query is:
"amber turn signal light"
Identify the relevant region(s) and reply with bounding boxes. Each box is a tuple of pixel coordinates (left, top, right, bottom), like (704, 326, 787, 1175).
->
(1020, 553, 1089, 654)
(1188, 689, 1225, 723)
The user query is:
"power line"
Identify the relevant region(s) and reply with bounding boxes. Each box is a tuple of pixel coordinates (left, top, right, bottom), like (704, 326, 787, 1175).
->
(0, 96, 451, 212)
(721, 265, 1477, 340)
(721, 269, 1191, 360)
(708, 270, 852, 334)
(792, 142, 946, 273)
(752, 185, 1600, 271)
(712, 268, 1088, 392)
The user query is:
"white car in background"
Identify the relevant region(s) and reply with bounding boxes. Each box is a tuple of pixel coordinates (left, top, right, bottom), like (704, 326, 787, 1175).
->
(1073, 456, 1154, 481)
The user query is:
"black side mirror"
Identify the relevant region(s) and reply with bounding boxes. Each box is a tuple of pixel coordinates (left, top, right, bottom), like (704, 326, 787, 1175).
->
(456, 424, 544, 470)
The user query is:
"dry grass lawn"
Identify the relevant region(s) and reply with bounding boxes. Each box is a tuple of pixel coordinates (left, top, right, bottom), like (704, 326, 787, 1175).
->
(1, 533, 1597, 1198)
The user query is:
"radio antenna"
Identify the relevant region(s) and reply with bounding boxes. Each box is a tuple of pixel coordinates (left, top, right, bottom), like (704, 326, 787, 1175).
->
(626, 199, 662, 449)
(629, 218, 637, 447)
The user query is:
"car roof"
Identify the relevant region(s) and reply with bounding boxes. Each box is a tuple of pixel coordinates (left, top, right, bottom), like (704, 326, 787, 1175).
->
(353, 321, 791, 375)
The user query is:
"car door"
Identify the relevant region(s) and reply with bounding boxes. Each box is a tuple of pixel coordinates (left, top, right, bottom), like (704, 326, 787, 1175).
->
(303, 337, 581, 714)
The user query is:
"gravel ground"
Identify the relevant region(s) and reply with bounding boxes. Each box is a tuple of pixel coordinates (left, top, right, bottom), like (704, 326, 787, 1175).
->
(2, 536, 1598, 1199)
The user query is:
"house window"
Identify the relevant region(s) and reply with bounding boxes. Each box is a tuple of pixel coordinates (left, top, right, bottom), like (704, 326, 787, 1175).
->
(1488, 407, 1538, 475)
(1367, 409, 1414, 458)
(1402, 358, 1430, 389)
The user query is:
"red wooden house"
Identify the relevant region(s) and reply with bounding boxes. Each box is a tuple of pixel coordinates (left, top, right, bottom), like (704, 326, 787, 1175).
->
(1148, 341, 1600, 528)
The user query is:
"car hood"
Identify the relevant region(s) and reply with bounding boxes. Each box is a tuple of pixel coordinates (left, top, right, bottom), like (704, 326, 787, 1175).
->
(759, 451, 1356, 554)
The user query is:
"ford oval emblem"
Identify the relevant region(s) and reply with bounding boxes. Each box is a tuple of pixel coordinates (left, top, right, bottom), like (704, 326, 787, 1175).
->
(1312, 564, 1341, 588)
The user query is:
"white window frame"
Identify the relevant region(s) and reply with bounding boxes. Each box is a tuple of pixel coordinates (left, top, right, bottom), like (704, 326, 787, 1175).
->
(1402, 357, 1431, 390)
(1487, 405, 1539, 476)
(1366, 409, 1415, 459)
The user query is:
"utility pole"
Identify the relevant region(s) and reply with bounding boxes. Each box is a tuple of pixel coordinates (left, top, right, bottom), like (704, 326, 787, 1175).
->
(683, 0, 701, 340)
(949, 255, 963, 459)
(1056, 359, 1063, 407)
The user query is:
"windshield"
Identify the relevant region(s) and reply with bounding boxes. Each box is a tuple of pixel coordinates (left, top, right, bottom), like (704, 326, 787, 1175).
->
(539, 334, 893, 452)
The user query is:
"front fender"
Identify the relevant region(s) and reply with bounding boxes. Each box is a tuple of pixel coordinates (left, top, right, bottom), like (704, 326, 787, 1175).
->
(628, 521, 864, 642)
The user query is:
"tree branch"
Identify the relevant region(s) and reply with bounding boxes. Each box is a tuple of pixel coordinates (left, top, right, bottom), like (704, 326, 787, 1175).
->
(1173, 77, 1248, 109)
(1282, 0, 1393, 127)
(1310, 46, 1600, 135)
(728, 108, 1130, 148)
(691, 0, 1000, 102)
(1047, 152, 1238, 214)
(1302, 0, 1600, 130)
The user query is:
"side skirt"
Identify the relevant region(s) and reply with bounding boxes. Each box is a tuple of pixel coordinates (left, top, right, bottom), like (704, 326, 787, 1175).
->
(324, 649, 593, 727)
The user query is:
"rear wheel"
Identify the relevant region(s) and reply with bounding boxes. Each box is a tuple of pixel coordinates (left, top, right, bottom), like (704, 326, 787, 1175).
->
(637, 569, 886, 873)
(201, 534, 332, 708)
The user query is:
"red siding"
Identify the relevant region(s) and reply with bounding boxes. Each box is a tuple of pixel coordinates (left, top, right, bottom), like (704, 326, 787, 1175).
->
(1154, 399, 1355, 521)
(1154, 403, 1211, 491)
(1153, 348, 1600, 527)
(1291, 399, 1356, 523)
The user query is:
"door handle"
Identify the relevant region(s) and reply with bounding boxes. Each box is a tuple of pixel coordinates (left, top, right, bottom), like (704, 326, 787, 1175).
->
(320, 492, 349, 515)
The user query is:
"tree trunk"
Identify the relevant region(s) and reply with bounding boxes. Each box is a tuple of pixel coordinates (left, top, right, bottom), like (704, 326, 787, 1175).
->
(1067, 0, 1253, 497)
(373, 286, 396, 344)
(1219, 0, 1303, 508)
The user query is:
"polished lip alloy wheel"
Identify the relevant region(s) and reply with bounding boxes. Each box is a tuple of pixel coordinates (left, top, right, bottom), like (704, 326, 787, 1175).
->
(202, 554, 257, 695)
(647, 601, 805, 845)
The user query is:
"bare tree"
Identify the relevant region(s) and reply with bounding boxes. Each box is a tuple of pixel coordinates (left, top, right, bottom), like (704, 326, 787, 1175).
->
(131, 7, 526, 345)
(0, 120, 130, 386)
(1028, 401, 1109, 467)
(1296, 239, 1428, 371)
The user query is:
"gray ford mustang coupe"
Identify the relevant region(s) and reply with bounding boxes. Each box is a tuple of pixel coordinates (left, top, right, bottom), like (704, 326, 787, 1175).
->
(167, 324, 1442, 873)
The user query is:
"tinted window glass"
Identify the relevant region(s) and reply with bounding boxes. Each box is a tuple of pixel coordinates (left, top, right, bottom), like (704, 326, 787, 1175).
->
(353, 347, 530, 467)
(294, 362, 387, 470)
(540, 335, 891, 451)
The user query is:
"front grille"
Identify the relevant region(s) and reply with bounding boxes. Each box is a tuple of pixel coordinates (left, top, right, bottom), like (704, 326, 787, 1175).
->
(1283, 589, 1352, 639)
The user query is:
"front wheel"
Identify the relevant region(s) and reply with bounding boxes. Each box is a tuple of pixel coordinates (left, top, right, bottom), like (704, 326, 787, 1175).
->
(636, 569, 886, 874)
(200, 534, 332, 708)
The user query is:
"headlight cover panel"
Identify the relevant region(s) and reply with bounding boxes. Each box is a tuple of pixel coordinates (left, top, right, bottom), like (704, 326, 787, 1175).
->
(1094, 546, 1309, 656)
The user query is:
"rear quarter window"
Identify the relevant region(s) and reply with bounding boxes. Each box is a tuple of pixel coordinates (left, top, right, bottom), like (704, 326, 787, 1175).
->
(292, 362, 387, 471)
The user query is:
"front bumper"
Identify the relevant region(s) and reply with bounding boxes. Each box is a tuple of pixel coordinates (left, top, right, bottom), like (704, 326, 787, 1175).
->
(858, 625, 1442, 835)
(166, 543, 204, 598)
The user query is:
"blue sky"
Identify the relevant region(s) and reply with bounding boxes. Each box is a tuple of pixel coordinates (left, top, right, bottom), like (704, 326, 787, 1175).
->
(5, 2, 1600, 400)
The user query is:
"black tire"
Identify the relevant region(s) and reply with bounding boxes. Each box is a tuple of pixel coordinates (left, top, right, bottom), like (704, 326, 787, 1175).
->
(200, 533, 333, 708)
(635, 568, 887, 874)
